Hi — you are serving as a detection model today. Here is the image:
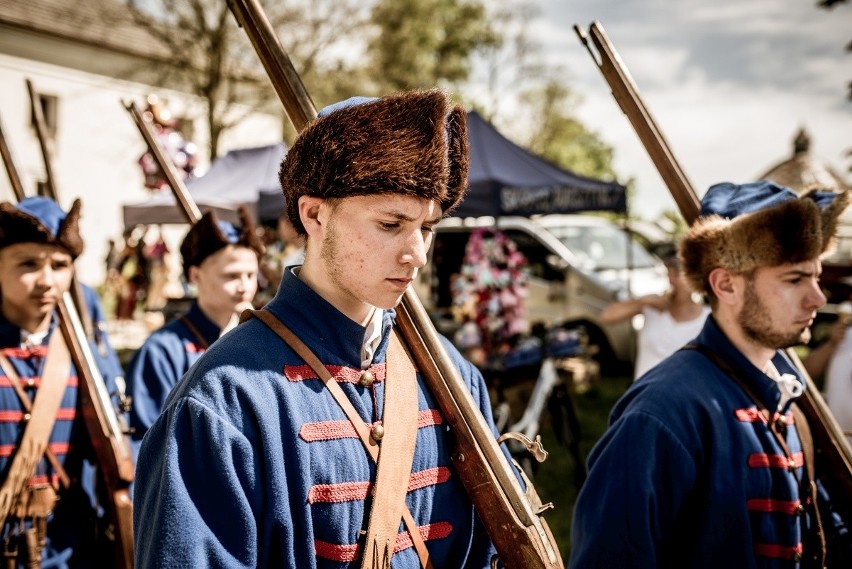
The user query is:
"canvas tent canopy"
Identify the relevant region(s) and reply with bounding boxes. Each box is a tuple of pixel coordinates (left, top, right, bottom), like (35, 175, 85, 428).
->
(455, 111, 626, 218)
(122, 143, 287, 227)
(122, 112, 626, 228)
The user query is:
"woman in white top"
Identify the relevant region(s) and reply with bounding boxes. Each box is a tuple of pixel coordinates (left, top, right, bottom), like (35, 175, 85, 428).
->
(601, 255, 710, 379)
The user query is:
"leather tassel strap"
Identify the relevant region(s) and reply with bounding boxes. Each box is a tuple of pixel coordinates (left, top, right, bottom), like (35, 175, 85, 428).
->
(246, 309, 433, 569)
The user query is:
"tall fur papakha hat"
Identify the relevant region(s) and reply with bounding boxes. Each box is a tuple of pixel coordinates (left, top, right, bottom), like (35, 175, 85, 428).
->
(680, 180, 851, 296)
(180, 206, 265, 278)
(278, 89, 470, 235)
(0, 196, 84, 258)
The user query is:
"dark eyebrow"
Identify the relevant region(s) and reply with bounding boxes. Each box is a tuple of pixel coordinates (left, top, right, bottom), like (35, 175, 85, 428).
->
(378, 209, 442, 225)
(781, 268, 821, 278)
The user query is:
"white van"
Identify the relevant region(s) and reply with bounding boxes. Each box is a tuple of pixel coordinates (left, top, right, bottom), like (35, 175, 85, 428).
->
(414, 214, 670, 366)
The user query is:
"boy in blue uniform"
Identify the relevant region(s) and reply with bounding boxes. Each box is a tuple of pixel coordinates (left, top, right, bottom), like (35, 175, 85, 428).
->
(126, 206, 262, 445)
(134, 90, 503, 568)
(0, 196, 122, 568)
(570, 181, 852, 568)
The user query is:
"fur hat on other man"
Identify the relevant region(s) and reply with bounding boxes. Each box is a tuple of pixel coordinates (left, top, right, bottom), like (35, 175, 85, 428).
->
(680, 180, 850, 296)
(278, 89, 469, 234)
(0, 196, 84, 258)
(180, 206, 265, 279)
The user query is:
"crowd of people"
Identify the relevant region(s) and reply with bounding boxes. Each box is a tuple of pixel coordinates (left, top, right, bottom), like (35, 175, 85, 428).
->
(1, 89, 851, 568)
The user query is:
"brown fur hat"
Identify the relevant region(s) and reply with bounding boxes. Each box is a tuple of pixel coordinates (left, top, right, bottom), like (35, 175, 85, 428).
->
(0, 196, 84, 258)
(680, 181, 850, 295)
(180, 206, 265, 278)
(278, 89, 469, 234)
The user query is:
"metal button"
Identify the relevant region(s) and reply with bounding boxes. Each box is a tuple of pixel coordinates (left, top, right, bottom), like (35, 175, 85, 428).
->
(359, 371, 375, 387)
(792, 551, 802, 562)
(25, 378, 36, 387)
(371, 423, 384, 441)
(23, 413, 31, 422)
(788, 458, 797, 472)
(794, 504, 806, 515)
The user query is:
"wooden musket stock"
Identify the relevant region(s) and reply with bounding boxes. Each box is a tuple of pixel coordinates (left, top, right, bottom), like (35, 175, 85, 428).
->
(575, 19, 852, 509)
(224, 0, 564, 566)
(0, 98, 134, 568)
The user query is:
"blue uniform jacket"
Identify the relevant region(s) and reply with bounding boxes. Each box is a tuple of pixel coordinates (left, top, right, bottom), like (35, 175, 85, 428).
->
(127, 301, 219, 445)
(0, 310, 119, 568)
(134, 271, 498, 568)
(569, 315, 850, 568)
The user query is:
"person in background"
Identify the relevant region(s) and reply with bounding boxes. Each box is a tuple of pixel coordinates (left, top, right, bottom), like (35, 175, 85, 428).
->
(601, 253, 709, 379)
(133, 90, 503, 568)
(126, 207, 262, 448)
(0, 196, 122, 567)
(570, 181, 852, 568)
(803, 299, 852, 445)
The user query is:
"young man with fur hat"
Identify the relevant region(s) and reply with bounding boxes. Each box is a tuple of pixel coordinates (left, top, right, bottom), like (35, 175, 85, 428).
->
(134, 90, 502, 568)
(570, 181, 852, 568)
(126, 207, 262, 447)
(0, 196, 123, 567)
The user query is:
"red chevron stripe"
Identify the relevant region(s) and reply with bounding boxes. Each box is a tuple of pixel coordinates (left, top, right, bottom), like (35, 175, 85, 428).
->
(0, 408, 76, 423)
(1, 346, 48, 359)
(284, 363, 387, 384)
(308, 467, 453, 504)
(753, 542, 802, 559)
(0, 376, 78, 388)
(747, 498, 801, 515)
(27, 473, 61, 487)
(748, 452, 803, 469)
(315, 522, 454, 562)
(300, 409, 444, 442)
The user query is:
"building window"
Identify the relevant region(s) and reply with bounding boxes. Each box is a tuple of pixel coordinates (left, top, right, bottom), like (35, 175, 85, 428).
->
(35, 180, 50, 197)
(31, 93, 59, 139)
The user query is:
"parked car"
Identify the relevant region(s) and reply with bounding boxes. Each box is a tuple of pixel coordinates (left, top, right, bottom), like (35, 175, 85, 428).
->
(414, 214, 670, 366)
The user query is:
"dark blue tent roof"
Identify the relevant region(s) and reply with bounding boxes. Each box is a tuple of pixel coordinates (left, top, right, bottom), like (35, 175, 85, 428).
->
(122, 143, 287, 227)
(455, 110, 626, 217)
(122, 112, 625, 228)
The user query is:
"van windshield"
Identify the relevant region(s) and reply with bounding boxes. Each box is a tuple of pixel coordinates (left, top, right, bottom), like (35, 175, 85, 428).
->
(546, 224, 658, 270)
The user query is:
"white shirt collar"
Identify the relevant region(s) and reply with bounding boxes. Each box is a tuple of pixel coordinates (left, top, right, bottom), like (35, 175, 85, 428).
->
(361, 308, 384, 369)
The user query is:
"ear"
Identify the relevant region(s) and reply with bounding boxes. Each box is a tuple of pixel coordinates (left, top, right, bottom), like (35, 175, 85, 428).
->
(707, 267, 740, 306)
(298, 195, 327, 239)
(187, 265, 201, 286)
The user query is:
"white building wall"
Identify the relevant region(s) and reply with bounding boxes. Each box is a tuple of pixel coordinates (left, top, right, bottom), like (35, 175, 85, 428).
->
(0, 51, 283, 289)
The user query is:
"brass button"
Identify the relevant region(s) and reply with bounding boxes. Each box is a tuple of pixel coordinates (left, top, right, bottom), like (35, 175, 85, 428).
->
(788, 459, 797, 472)
(359, 371, 375, 387)
(792, 551, 802, 562)
(25, 378, 36, 387)
(776, 415, 787, 427)
(371, 423, 385, 441)
(794, 504, 806, 515)
(23, 413, 31, 422)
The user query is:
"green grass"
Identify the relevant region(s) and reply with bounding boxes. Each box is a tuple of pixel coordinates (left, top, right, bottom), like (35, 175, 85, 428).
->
(528, 372, 632, 563)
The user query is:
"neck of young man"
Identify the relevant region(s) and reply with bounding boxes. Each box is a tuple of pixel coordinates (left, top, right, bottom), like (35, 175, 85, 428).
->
(714, 310, 776, 373)
(1, 303, 53, 337)
(196, 298, 239, 331)
(296, 263, 375, 325)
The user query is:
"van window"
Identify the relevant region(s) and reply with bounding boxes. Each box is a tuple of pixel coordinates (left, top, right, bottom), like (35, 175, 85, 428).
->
(546, 224, 657, 270)
(501, 229, 563, 282)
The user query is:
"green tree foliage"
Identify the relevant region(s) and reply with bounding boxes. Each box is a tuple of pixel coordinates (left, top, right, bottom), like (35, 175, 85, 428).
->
(125, 0, 369, 157)
(367, 0, 497, 91)
(520, 80, 619, 183)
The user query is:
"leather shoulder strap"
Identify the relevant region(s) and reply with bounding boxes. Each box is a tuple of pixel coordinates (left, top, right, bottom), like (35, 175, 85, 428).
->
(0, 330, 72, 526)
(246, 309, 432, 569)
(361, 332, 419, 569)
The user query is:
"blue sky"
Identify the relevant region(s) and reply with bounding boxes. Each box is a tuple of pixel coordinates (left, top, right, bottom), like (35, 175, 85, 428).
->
(527, 0, 851, 218)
